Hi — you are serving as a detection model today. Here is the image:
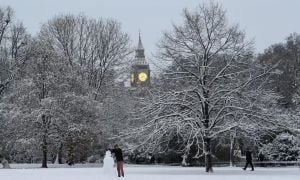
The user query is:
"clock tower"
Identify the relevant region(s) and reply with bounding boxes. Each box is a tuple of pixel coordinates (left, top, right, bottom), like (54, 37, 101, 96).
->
(130, 33, 150, 87)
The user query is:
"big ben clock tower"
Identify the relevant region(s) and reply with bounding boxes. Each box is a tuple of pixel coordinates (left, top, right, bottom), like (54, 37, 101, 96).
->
(130, 33, 150, 87)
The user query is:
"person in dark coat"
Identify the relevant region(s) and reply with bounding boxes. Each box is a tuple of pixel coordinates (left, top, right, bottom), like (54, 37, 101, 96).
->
(243, 150, 254, 171)
(109, 144, 124, 177)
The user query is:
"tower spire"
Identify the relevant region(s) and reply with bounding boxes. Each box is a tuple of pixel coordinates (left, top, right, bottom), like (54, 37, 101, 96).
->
(137, 30, 144, 50)
(135, 32, 145, 59)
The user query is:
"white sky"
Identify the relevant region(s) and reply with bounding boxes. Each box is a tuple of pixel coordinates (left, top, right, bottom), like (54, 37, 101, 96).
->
(1, 0, 300, 58)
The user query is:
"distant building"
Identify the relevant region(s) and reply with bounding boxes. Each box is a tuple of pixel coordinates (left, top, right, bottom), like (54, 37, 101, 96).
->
(130, 33, 150, 87)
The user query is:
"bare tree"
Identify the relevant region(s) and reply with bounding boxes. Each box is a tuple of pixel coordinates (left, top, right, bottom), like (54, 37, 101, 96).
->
(10, 23, 29, 60)
(0, 8, 29, 95)
(121, 2, 279, 172)
(258, 33, 300, 107)
(0, 6, 14, 95)
(38, 14, 131, 99)
(0, 6, 13, 45)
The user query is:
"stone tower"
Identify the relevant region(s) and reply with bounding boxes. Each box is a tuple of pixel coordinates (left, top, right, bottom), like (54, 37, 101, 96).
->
(130, 33, 150, 87)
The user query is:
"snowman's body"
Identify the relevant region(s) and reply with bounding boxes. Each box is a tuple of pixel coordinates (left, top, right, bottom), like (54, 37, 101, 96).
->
(103, 151, 115, 176)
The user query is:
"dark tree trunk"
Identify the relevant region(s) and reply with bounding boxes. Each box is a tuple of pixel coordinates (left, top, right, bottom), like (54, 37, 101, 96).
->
(58, 143, 63, 164)
(203, 89, 213, 172)
(41, 139, 48, 168)
(67, 144, 75, 166)
(204, 137, 213, 172)
(40, 58, 48, 168)
(41, 114, 48, 168)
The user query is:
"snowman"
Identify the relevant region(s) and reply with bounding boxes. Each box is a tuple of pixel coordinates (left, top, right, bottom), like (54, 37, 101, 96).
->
(103, 150, 115, 176)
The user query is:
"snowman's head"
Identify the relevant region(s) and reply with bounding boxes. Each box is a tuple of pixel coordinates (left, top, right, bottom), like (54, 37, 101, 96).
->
(105, 151, 112, 157)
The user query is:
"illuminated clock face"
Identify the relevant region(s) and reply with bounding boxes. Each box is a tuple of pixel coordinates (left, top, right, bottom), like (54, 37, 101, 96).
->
(138, 72, 148, 82)
(130, 74, 134, 83)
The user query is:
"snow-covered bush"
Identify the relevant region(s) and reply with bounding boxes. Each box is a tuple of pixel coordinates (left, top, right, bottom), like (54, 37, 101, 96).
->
(259, 133, 299, 161)
(65, 124, 96, 165)
(87, 155, 97, 163)
(10, 138, 40, 163)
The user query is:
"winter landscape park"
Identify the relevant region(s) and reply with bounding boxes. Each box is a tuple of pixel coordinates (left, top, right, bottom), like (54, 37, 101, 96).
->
(0, 0, 300, 179)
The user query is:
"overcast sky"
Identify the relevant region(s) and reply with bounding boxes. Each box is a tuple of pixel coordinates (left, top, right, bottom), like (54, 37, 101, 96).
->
(1, 0, 300, 58)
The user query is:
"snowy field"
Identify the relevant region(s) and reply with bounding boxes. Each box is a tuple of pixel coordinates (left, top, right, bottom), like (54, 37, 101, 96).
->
(0, 165, 300, 180)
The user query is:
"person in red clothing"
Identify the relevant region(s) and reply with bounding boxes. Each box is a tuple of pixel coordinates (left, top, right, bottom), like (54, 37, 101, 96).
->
(109, 144, 124, 177)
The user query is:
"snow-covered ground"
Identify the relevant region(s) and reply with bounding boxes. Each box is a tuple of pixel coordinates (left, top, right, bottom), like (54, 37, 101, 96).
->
(0, 165, 299, 180)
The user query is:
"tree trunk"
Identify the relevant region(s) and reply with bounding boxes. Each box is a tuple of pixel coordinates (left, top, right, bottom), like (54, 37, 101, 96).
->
(203, 91, 213, 172)
(54, 154, 59, 164)
(41, 115, 48, 168)
(181, 144, 191, 166)
(229, 130, 236, 167)
(181, 154, 188, 167)
(67, 144, 75, 165)
(41, 138, 48, 168)
(58, 143, 63, 164)
(204, 137, 213, 172)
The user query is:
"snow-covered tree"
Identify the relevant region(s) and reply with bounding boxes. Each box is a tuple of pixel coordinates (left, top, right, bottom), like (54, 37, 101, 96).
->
(0, 6, 29, 96)
(35, 14, 132, 164)
(258, 33, 300, 107)
(0, 6, 30, 168)
(0, 12, 132, 168)
(121, 2, 280, 172)
(38, 14, 131, 100)
(259, 133, 299, 161)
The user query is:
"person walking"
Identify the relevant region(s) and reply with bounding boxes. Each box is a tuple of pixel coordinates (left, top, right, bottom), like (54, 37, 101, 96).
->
(243, 150, 254, 171)
(110, 144, 125, 177)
